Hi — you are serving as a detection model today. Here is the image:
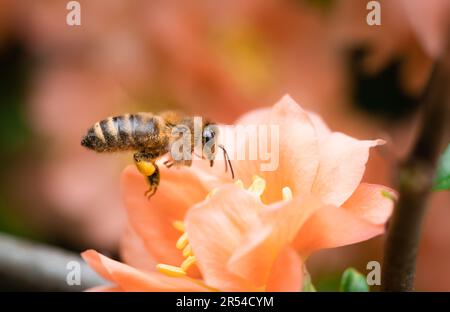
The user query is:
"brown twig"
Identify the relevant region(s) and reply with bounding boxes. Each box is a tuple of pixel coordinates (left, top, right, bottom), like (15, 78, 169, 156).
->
(0, 232, 106, 291)
(381, 39, 450, 291)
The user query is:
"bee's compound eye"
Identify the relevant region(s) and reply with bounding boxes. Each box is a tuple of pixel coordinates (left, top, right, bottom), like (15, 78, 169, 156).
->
(203, 127, 215, 143)
(135, 160, 156, 176)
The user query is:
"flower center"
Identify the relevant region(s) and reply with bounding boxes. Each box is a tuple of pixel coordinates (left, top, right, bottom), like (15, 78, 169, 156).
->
(156, 176, 293, 279)
(156, 222, 197, 278)
(237, 175, 293, 201)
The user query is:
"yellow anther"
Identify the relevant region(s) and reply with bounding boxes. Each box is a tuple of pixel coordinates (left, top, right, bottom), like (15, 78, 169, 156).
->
(248, 175, 266, 197)
(172, 220, 185, 233)
(282, 186, 293, 201)
(182, 244, 193, 257)
(176, 232, 189, 250)
(234, 179, 244, 189)
(156, 264, 186, 277)
(181, 256, 197, 272)
(135, 160, 156, 176)
(206, 188, 218, 199)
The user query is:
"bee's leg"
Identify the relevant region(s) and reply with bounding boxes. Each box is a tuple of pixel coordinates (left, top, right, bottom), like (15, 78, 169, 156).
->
(133, 151, 159, 175)
(144, 164, 160, 200)
(134, 151, 160, 162)
(163, 159, 174, 168)
(133, 151, 160, 199)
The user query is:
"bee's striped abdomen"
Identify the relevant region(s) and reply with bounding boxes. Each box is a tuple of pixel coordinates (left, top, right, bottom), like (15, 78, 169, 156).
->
(115, 115, 134, 147)
(81, 113, 163, 152)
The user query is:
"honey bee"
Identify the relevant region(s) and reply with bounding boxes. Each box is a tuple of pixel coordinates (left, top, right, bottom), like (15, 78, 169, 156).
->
(81, 111, 233, 198)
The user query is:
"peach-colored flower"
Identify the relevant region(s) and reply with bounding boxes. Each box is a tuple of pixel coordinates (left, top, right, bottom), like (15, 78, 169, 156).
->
(82, 95, 395, 291)
(1, 0, 444, 289)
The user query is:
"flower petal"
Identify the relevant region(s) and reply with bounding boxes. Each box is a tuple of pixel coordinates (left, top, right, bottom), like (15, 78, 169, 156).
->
(311, 132, 384, 206)
(121, 165, 208, 267)
(227, 195, 322, 287)
(82, 250, 209, 291)
(306, 110, 331, 141)
(266, 246, 304, 292)
(293, 206, 385, 256)
(232, 95, 320, 203)
(185, 185, 262, 291)
(342, 183, 396, 225)
(86, 285, 122, 292)
(120, 225, 157, 272)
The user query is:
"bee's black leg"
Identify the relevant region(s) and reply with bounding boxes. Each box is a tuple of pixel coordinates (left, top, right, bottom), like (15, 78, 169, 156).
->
(133, 151, 162, 199)
(134, 151, 159, 162)
(163, 159, 174, 168)
(144, 164, 160, 200)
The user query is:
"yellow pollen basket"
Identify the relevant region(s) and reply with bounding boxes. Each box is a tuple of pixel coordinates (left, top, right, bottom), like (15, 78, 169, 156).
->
(135, 160, 156, 176)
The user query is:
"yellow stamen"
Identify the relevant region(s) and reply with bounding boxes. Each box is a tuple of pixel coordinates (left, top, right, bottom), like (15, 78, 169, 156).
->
(182, 244, 193, 257)
(135, 160, 156, 176)
(176, 232, 189, 250)
(234, 179, 244, 189)
(181, 256, 197, 272)
(182, 276, 220, 292)
(172, 220, 185, 233)
(156, 264, 186, 277)
(282, 186, 293, 201)
(248, 175, 266, 197)
(206, 188, 218, 199)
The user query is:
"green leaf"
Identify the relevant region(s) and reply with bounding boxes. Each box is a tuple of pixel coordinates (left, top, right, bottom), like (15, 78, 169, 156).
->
(339, 268, 369, 292)
(314, 273, 341, 291)
(433, 143, 450, 191)
(302, 271, 317, 292)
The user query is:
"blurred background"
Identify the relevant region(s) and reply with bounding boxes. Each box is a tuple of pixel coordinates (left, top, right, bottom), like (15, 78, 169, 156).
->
(0, 0, 449, 291)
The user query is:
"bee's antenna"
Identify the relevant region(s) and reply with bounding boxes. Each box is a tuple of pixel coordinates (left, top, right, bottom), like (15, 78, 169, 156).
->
(218, 144, 234, 179)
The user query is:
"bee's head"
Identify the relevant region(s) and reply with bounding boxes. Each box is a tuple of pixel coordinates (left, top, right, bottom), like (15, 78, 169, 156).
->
(202, 122, 217, 148)
(201, 122, 218, 163)
(201, 123, 234, 179)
